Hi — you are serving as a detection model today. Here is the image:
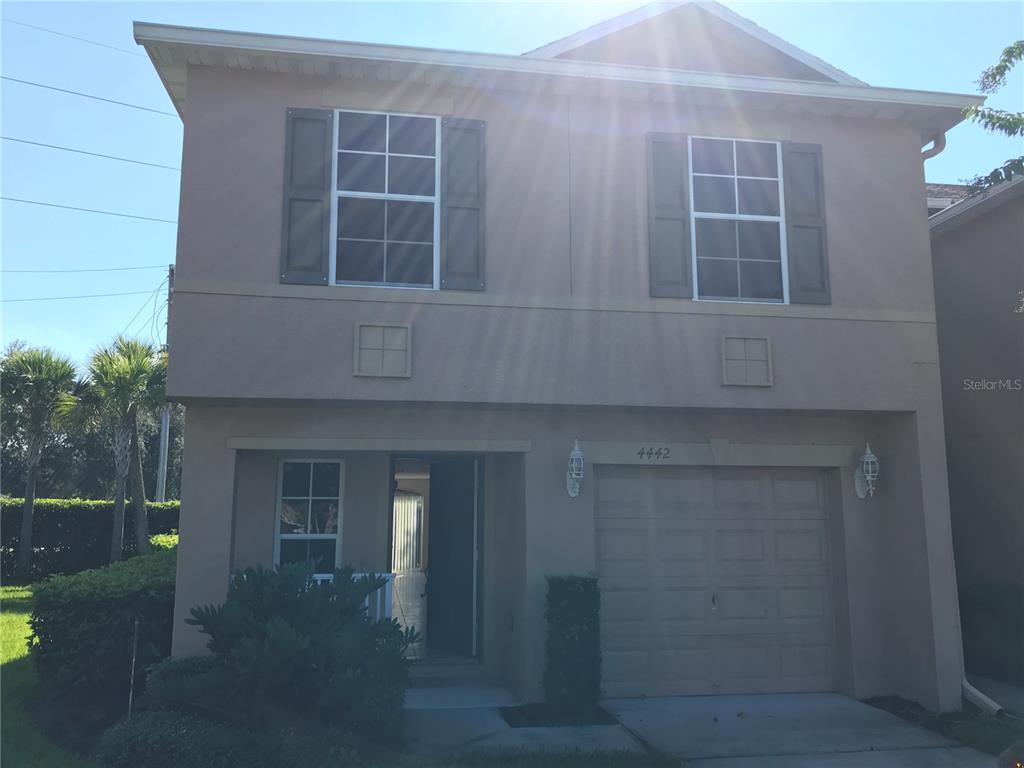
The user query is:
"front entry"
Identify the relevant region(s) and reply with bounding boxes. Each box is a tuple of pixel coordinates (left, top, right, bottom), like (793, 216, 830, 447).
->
(425, 458, 478, 657)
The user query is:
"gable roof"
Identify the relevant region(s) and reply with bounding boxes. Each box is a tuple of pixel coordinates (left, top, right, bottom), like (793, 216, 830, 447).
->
(524, 1, 864, 86)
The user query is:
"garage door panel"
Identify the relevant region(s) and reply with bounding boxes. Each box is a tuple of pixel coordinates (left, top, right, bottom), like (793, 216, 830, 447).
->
(655, 588, 710, 622)
(715, 529, 767, 563)
(771, 473, 826, 514)
(654, 529, 707, 563)
(596, 466, 834, 697)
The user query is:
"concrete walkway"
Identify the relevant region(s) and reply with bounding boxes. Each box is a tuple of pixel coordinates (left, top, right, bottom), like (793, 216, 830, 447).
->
(404, 685, 643, 754)
(604, 693, 993, 767)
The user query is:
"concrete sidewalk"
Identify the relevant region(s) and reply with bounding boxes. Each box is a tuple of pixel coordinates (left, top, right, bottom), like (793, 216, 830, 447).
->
(404, 685, 643, 754)
(604, 693, 993, 767)
(404, 689, 994, 765)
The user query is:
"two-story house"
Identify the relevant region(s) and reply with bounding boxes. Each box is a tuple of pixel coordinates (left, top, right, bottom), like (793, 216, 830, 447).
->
(137, 1, 982, 711)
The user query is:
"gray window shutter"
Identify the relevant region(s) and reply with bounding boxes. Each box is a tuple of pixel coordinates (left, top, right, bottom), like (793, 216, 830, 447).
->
(441, 118, 486, 291)
(783, 142, 831, 305)
(647, 133, 693, 298)
(280, 108, 332, 285)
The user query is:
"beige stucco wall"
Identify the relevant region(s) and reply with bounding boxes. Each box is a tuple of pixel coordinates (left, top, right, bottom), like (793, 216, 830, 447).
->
(173, 401, 962, 712)
(167, 65, 938, 411)
(165, 58, 963, 712)
(932, 196, 1024, 589)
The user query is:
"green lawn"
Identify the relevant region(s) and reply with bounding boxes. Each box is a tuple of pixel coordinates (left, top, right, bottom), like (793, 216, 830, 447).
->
(1, 585, 98, 768)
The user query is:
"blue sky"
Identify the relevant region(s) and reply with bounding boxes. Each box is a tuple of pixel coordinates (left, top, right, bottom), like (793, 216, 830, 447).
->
(2, 1, 1021, 366)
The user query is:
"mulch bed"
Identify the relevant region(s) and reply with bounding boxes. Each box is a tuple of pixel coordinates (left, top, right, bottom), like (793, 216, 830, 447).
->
(499, 703, 619, 728)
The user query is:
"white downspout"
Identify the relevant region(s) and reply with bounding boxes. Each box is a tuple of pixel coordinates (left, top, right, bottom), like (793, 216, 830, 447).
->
(962, 678, 1005, 716)
(921, 132, 947, 161)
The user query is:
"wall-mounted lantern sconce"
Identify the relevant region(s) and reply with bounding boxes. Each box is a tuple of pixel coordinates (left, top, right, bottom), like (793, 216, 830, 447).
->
(566, 439, 585, 498)
(854, 443, 880, 499)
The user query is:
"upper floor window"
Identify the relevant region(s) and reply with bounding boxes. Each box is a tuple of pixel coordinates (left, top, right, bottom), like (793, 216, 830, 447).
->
(689, 137, 788, 303)
(331, 110, 440, 289)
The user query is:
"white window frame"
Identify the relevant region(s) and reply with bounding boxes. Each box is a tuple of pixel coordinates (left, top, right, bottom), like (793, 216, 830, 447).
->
(688, 135, 790, 305)
(329, 109, 442, 291)
(273, 458, 345, 578)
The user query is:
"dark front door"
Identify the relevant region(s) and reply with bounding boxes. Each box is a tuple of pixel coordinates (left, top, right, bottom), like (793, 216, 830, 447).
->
(426, 459, 477, 656)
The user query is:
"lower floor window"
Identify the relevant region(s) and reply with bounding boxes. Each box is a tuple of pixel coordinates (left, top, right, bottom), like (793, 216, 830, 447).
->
(276, 460, 342, 575)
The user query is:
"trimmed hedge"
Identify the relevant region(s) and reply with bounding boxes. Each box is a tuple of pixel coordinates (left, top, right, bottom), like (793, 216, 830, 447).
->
(0, 497, 179, 579)
(543, 575, 601, 713)
(98, 711, 352, 768)
(30, 546, 177, 696)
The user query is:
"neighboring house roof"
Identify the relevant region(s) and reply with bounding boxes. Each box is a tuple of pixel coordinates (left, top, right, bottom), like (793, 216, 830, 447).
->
(928, 176, 1024, 236)
(523, 0, 866, 86)
(925, 182, 972, 212)
(134, 17, 981, 142)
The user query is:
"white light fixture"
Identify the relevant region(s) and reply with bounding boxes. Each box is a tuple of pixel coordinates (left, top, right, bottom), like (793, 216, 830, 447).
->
(566, 439, 585, 498)
(854, 442, 880, 499)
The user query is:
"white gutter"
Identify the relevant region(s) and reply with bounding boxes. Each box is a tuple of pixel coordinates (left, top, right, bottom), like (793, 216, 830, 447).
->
(133, 22, 983, 115)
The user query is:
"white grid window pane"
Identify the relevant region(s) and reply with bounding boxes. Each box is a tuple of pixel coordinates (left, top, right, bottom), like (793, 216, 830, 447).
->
(331, 111, 440, 289)
(690, 137, 787, 303)
(277, 461, 342, 575)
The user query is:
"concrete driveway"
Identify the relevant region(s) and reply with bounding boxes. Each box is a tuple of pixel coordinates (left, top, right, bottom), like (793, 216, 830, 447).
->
(604, 693, 994, 767)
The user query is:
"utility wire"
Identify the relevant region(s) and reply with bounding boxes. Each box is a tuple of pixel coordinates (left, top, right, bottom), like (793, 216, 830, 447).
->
(2, 197, 177, 224)
(1, 137, 179, 171)
(120, 277, 168, 337)
(1, 76, 176, 116)
(0, 18, 145, 58)
(2, 265, 167, 274)
(1, 290, 157, 303)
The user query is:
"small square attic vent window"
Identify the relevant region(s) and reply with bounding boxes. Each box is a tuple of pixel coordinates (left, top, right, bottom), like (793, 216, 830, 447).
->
(355, 323, 411, 378)
(722, 336, 772, 387)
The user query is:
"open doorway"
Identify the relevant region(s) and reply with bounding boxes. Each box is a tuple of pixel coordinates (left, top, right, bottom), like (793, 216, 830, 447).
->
(390, 456, 482, 662)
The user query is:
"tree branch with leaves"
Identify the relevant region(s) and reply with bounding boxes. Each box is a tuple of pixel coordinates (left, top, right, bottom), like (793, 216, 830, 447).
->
(965, 40, 1024, 189)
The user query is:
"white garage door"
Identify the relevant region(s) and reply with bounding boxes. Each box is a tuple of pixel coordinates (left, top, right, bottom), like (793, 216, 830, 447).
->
(596, 466, 834, 697)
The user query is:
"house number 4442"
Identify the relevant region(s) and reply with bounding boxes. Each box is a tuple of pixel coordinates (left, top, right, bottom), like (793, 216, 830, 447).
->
(637, 446, 672, 460)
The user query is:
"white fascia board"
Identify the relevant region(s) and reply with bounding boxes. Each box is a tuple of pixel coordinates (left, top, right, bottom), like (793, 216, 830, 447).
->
(928, 175, 1024, 235)
(133, 22, 982, 116)
(522, 0, 864, 86)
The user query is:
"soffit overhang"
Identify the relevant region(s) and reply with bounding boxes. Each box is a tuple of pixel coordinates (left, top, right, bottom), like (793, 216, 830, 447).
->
(134, 22, 982, 143)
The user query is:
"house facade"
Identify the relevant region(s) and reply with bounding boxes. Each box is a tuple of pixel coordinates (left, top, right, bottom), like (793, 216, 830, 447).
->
(137, 1, 981, 712)
(929, 179, 1024, 595)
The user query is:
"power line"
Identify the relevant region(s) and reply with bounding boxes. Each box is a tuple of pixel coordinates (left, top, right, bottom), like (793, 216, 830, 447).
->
(0, 18, 145, 57)
(1, 76, 176, 117)
(1, 289, 157, 303)
(120, 277, 168, 337)
(2, 197, 177, 224)
(1, 137, 179, 171)
(2, 265, 167, 274)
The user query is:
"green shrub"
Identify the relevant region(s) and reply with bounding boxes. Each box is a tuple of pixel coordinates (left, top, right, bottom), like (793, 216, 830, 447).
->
(150, 563, 415, 741)
(29, 547, 177, 696)
(97, 710, 352, 768)
(961, 582, 1024, 685)
(1, 497, 180, 579)
(544, 575, 601, 713)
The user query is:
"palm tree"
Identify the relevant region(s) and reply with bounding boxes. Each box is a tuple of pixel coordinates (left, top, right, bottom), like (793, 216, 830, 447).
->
(1, 346, 77, 581)
(62, 338, 167, 562)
